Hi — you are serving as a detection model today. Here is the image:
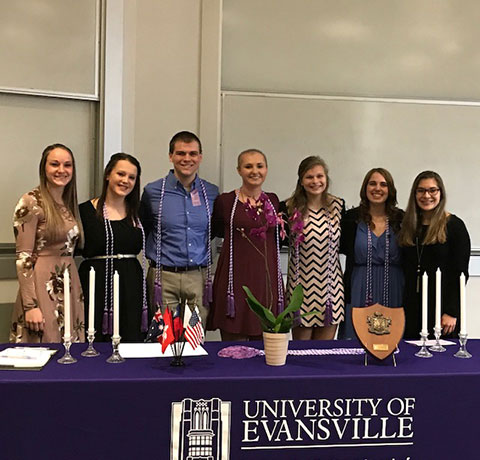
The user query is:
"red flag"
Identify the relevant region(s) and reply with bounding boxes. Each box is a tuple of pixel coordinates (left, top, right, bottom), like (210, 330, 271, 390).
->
(159, 307, 174, 353)
(172, 304, 184, 341)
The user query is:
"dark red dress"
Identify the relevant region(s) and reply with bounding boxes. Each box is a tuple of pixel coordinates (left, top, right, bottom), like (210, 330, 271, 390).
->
(208, 191, 283, 336)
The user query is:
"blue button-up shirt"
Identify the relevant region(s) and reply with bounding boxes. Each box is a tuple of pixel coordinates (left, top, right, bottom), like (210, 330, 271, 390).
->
(140, 170, 219, 267)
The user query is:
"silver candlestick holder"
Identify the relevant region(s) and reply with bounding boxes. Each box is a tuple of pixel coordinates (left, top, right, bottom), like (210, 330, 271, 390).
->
(454, 333, 472, 359)
(57, 335, 77, 364)
(429, 326, 446, 353)
(106, 335, 125, 363)
(415, 331, 432, 358)
(81, 330, 100, 357)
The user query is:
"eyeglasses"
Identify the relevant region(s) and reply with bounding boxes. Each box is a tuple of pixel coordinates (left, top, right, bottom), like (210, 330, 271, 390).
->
(415, 187, 440, 196)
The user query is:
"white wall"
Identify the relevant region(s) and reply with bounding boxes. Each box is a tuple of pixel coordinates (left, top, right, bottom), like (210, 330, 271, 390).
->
(123, 0, 203, 187)
(2, 0, 480, 340)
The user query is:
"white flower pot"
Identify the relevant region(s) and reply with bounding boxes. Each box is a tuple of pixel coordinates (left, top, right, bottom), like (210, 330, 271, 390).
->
(263, 331, 289, 366)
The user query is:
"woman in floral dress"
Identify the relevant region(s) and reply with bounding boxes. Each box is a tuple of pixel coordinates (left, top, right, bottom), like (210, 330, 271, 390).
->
(10, 144, 85, 343)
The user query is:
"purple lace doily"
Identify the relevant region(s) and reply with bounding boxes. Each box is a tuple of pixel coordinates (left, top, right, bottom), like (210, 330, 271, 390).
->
(217, 346, 264, 359)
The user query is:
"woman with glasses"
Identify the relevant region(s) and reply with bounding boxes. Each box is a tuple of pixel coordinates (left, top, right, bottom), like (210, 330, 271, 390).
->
(398, 171, 470, 339)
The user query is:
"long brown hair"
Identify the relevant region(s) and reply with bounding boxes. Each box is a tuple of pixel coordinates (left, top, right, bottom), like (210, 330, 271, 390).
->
(398, 170, 448, 246)
(287, 156, 332, 217)
(38, 143, 82, 242)
(95, 153, 142, 225)
(358, 168, 403, 232)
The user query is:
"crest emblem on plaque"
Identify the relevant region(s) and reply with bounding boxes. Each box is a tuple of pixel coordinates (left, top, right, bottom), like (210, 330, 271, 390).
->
(367, 311, 392, 335)
(352, 304, 405, 361)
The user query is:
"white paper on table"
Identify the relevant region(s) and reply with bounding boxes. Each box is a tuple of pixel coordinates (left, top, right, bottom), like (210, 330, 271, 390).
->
(118, 342, 208, 358)
(0, 347, 56, 368)
(405, 339, 456, 347)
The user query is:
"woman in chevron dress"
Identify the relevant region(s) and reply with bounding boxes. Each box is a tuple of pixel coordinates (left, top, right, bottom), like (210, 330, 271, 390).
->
(282, 156, 345, 340)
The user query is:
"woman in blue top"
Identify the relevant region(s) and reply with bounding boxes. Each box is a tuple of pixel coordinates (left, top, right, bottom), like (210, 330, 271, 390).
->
(338, 168, 404, 340)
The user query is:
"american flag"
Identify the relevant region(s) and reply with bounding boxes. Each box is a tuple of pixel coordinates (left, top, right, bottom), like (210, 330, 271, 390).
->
(183, 306, 204, 350)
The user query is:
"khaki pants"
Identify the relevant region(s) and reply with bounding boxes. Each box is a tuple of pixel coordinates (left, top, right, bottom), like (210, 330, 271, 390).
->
(147, 266, 209, 326)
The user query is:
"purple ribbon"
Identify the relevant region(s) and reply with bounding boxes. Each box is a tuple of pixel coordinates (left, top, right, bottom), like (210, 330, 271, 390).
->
(227, 293, 235, 317)
(324, 299, 333, 326)
(141, 308, 148, 332)
(108, 310, 113, 335)
(153, 281, 162, 308)
(203, 279, 213, 305)
(102, 311, 108, 335)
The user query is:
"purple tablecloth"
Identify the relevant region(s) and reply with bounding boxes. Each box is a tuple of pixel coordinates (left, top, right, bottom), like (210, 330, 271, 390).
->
(1, 339, 479, 460)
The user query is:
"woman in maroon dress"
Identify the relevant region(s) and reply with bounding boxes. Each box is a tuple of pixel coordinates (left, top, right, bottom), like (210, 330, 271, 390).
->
(208, 149, 284, 341)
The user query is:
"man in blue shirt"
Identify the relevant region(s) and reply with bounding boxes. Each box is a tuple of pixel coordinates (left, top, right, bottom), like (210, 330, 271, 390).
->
(140, 131, 219, 325)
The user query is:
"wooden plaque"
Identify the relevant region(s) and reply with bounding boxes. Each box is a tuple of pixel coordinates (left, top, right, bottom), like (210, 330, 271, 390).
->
(352, 304, 405, 360)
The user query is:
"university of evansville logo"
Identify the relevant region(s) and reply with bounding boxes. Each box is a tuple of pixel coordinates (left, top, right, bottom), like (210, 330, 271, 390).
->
(171, 398, 231, 460)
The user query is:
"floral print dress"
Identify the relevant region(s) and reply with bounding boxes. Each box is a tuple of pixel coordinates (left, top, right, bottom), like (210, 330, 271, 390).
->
(10, 188, 85, 343)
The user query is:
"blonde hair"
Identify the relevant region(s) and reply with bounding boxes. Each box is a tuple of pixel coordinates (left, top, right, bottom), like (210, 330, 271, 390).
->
(398, 171, 448, 246)
(38, 144, 83, 244)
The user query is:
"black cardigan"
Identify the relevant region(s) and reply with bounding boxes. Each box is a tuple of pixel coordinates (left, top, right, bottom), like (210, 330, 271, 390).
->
(401, 214, 470, 338)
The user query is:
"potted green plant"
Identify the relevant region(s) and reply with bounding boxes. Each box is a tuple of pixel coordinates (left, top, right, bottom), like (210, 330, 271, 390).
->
(243, 284, 304, 366)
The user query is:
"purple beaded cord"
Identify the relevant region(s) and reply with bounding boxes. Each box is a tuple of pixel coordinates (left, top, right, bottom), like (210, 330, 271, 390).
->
(154, 178, 166, 308)
(136, 219, 148, 331)
(323, 206, 336, 325)
(102, 206, 148, 333)
(226, 193, 240, 317)
(102, 205, 114, 335)
(155, 176, 213, 309)
(365, 219, 390, 307)
(227, 192, 284, 318)
(199, 180, 213, 305)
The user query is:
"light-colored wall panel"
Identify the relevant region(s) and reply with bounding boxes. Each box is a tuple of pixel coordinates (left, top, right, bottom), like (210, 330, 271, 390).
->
(130, 0, 202, 187)
(0, 0, 99, 97)
(0, 93, 96, 243)
(221, 93, 480, 246)
(222, 0, 480, 100)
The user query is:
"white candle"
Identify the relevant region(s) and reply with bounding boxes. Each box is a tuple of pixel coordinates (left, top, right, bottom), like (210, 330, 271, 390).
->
(460, 273, 467, 335)
(421, 272, 428, 334)
(88, 267, 95, 334)
(435, 268, 441, 329)
(64, 268, 71, 339)
(113, 271, 120, 337)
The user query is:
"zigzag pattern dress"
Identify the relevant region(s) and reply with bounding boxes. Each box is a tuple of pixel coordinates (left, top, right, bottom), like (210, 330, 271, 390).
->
(286, 196, 345, 327)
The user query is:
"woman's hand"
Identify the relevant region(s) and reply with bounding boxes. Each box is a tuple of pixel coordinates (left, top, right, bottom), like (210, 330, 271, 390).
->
(441, 313, 456, 335)
(25, 308, 45, 332)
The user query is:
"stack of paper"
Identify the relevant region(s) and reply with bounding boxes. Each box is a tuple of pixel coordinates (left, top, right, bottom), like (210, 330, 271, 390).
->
(118, 342, 207, 358)
(0, 347, 57, 370)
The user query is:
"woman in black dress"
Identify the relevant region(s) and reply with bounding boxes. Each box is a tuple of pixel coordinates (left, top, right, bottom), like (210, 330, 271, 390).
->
(398, 171, 470, 339)
(79, 153, 147, 342)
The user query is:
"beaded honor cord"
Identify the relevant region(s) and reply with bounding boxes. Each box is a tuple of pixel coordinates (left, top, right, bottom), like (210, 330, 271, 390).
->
(324, 206, 335, 325)
(102, 204, 148, 334)
(102, 204, 114, 335)
(137, 219, 148, 331)
(154, 176, 213, 308)
(365, 218, 390, 307)
(226, 191, 284, 318)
